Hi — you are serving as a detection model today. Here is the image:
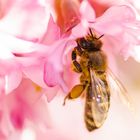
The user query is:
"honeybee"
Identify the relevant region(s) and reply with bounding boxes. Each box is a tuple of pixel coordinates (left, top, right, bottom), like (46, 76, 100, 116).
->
(63, 28, 131, 131)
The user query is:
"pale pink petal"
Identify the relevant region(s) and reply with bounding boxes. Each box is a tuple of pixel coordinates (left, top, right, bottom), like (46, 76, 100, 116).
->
(0, 77, 5, 94)
(0, 0, 15, 19)
(5, 79, 51, 132)
(87, 5, 140, 60)
(35, 129, 72, 140)
(45, 86, 58, 102)
(5, 70, 22, 94)
(80, 0, 96, 22)
(23, 60, 63, 102)
(129, 45, 140, 62)
(44, 61, 68, 93)
(39, 15, 60, 45)
(91, 5, 136, 35)
(0, 0, 50, 40)
(44, 62, 60, 87)
(0, 32, 39, 54)
(23, 64, 46, 88)
(44, 39, 69, 92)
(70, 23, 88, 38)
(0, 63, 27, 96)
(70, 1, 95, 38)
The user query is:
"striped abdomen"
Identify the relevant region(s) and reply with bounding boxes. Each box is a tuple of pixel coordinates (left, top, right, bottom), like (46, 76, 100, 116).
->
(84, 85, 97, 131)
(84, 80, 110, 131)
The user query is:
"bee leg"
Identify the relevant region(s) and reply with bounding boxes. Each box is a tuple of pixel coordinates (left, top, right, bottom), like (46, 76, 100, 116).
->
(63, 84, 86, 105)
(72, 60, 82, 73)
(72, 46, 83, 73)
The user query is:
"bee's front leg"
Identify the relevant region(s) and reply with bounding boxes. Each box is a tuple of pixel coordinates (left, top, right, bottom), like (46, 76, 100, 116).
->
(63, 84, 86, 105)
(72, 46, 83, 73)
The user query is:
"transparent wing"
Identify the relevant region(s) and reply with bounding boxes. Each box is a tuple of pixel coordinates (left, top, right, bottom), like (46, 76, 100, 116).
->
(90, 69, 110, 127)
(108, 68, 134, 112)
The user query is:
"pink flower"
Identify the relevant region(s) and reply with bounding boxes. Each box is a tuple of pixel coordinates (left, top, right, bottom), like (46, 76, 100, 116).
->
(0, 1, 58, 137)
(0, 0, 57, 96)
(41, 1, 140, 93)
(0, 0, 50, 41)
(0, 0, 140, 139)
(89, 5, 140, 59)
(0, 79, 52, 139)
(0, 31, 47, 95)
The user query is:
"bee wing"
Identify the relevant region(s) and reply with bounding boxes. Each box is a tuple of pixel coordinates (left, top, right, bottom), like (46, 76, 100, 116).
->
(108, 68, 134, 112)
(89, 69, 110, 127)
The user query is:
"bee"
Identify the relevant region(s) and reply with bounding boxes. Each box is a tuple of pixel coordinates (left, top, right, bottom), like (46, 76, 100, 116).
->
(63, 29, 110, 131)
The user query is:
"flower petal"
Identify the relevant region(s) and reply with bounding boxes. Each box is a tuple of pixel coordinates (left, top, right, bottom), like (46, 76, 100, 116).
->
(129, 45, 140, 62)
(80, 0, 96, 22)
(43, 39, 69, 92)
(5, 70, 22, 94)
(0, 0, 14, 19)
(44, 61, 68, 93)
(91, 5, 136, 35)
(54, 0, 80, 32)
(0, 32, 39, 54)
(70, 23, 88, 38)
(0, 76, 5, 94)
(23, 64, 46, 88)
(39, 15, 60, 45)
(0, 0, 49, 40)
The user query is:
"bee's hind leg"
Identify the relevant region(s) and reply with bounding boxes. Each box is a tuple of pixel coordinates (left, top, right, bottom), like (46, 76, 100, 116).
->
(63, 84, 86, 105)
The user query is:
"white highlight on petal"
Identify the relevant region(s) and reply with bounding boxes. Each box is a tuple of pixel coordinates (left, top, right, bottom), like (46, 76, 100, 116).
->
(21, 128, 36, 140)
(0, 32, 37, 54)
(38, 0, 46, 6)
(131, 0, 140, 10)
(131, 45, 140, 62)
(0, 47, 13, 59)
(5, 71, 22, 94)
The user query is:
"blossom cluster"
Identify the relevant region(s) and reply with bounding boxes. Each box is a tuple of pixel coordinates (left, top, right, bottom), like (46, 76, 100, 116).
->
(0, 0, 140, 139)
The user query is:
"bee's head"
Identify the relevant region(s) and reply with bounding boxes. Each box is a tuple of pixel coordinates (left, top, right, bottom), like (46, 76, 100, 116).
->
(76, 37, 102, 51)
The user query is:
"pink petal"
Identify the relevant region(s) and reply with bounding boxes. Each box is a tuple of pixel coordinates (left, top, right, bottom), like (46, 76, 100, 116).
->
(7, 79, 51, 131)
(80, 0, 96, 22)
(45, 86, 58, 102)
(88, 5, 140, 60)
(0, 0, 50, 40)
(5, 70, 22, 94)
(0, 32, 39, 54)
(23, 65, 47, 88)
(70, 23, 88, 38)
(35, 129, 73, 140)
(44, 62, 60, 87)
(0, 131, 6, 140)
(0, 70, 22, 95)
(44, 61, 68, 93)
(91, 5, 136, 35)
(0, 77, 5, 94)
(129, 45, 140, 62)
(0, 0, 14, 19)
(39, 15, 60, 45)
(10, 108, 25, 129)
(70, 1, 95, 38)
(44, 39, 69, 92)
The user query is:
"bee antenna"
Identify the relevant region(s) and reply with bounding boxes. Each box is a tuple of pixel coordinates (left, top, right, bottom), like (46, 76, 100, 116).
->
(89, 28, 94, 39)
(97, 34, 104, 40)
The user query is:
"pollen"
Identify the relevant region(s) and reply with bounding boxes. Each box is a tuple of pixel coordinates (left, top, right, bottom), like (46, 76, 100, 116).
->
(33, 83, 42, 92)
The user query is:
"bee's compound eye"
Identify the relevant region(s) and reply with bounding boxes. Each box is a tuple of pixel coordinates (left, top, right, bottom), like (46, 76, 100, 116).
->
(78, 38, 87, 49)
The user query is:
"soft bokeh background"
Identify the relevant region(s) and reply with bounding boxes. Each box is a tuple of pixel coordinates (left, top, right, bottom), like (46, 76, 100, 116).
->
(46, 54, 140, 140)
(1, 0, 140, 140)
